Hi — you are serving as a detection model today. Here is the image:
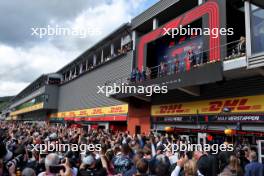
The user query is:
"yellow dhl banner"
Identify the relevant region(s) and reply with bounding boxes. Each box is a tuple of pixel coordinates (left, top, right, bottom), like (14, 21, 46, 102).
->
(51, 104, 128, 118)
(152, 95, 264, 116)
(10, 103, 44, 116)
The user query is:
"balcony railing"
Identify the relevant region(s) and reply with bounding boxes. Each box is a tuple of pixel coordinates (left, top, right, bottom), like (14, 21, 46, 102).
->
(61, 42, 133, 84)
(106, 39, 246, 87)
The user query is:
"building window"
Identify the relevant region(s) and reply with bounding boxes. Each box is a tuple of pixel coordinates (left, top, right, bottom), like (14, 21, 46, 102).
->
(251, 3, 264, 55)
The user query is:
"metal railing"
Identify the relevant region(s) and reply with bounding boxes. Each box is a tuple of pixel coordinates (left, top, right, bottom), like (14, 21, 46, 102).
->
(106, 40, 246, 87)
(61, 43, 133, 84)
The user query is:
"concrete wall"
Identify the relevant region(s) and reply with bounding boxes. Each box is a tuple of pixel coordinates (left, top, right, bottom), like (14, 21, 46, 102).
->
(44, 85, 59, 109)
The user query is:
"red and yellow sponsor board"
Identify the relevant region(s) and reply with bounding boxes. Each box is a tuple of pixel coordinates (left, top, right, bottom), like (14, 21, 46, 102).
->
(10, 103, 44, 116)
(152, 95, 264, 116)
(51, 104, 128, 118)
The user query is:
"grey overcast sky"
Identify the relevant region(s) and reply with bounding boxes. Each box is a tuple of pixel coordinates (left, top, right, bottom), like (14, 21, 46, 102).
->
(0, 0, 159, 96)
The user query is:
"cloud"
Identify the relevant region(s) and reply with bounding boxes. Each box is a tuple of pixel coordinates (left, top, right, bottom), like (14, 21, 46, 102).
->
(0, 43, 79, 96)
(0, 82, 29, 97)
(0, 43, 79, 81)
(0, 0, 104, 47)
(0, 0, 158, 96)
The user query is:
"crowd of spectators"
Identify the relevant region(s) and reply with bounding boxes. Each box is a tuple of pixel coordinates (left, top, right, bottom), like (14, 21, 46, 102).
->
(0, 122, 263, 176)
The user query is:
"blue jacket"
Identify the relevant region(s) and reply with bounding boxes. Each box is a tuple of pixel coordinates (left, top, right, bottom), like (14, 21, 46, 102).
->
(245, 161, 264, 176)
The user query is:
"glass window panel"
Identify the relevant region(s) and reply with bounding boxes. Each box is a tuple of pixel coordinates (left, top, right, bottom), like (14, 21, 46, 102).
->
(251, 3, 264, 55)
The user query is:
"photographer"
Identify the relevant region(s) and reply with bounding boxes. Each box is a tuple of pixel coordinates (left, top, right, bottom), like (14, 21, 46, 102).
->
(0, 139, 23, 176)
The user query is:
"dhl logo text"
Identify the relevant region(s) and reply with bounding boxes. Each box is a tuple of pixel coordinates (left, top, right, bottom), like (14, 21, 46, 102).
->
(204, 98, 261, 112)
(159, 104, 189, 114)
